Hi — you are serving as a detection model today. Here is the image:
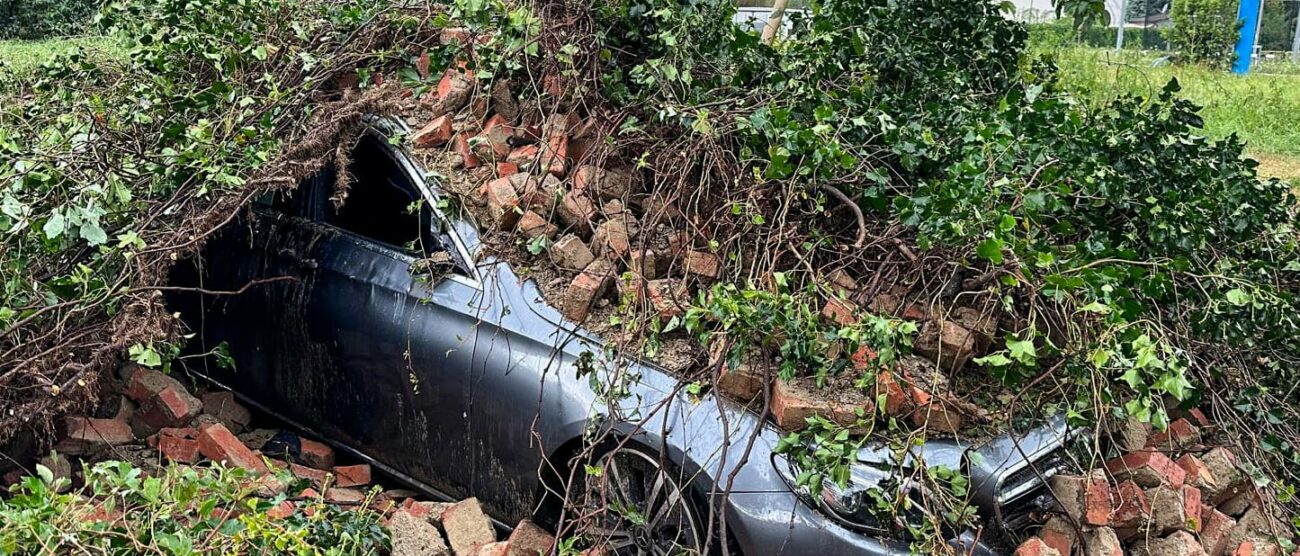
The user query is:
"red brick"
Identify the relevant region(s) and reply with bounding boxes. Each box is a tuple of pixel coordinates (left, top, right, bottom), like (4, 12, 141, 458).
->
(914, 320, 977, 372)
(57, 417, 134, 455)
(454, 133, 481, 169)
(1146, 418, 1202, 451)
(517, 211, 557, 239)
(1014, 537, 1061, 556)
(772, 378, 870, 433)
(197, 423, 267, 474)
(556, 191, 597, 230)
(1201, 447, 1248, 504)
(413, 115, 453, 149)
(485, 177, 522, 230)
(1082, 527, 1123, 556)
(1048, 473, 1112, 526)
(325, 487, 365, 504)
(440, 27, 471, 45)
(645, 279, 686, 319)
(267, 500, 295, 520)
(481, 115, 514, 158)
(1201, 505, 1236, 556)
(1144, 484, 1199, 535)
(1177, 454, 1216, 491)
(1106, 451, 1186, 488)
(290, 462, 330, 486)
(440, 498, 497, 555)
(908, 398, 964, 434)
(201, 391, 251, 434)
(874, 372, 915, 418)
(715, 359, 768, 402)
(822, 297, 856, 326)
(1132, 531, 1206, 556)
(1234, 543, 1282, 556)
(629, 249, 658, 280)
(435, 69, 472, 111)
(159, 435, 201, 463)
(506, 519, 555, 556)
(541, 135, 567, 177)
(684, 251, 721, 280)
(572, 165, 636, 201)
(562, 260, 615, 322)
(299, 438, 335, 470)
(496, 162, 518, 175)
(1111, 480, 1150, 529)
(549, 234, 595, 270)
(1040, 517, 1075, 556)
(506, 144, 539, 169)
(333, 464, 371, 488)
(593, 218, 632, 259)
(137, 386, 202, 430)
(1170, 405, 1212, 427)
(124, 367, 186, 403)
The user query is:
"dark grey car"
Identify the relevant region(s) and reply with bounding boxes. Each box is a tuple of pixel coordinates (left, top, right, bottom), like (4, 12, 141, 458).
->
(170, 119, 1074, 555)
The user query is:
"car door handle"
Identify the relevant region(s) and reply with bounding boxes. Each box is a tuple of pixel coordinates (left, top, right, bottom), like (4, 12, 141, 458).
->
(277, 248, 318, 270)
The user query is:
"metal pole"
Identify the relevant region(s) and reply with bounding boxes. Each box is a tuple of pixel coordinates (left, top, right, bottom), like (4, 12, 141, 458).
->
(1291, 1, 1300, 63)
(1234, 0, 1264, 74)
(1117, 0, 1130, 50)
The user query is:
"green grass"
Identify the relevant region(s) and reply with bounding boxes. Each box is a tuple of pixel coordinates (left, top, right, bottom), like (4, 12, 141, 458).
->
(0, 36, 124, 76)
(1042, 47, 1300, 181)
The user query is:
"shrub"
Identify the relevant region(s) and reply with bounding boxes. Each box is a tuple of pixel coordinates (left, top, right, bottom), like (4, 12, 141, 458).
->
(0, 0, 101, 40)
(0, 460, 389, 554)
(1165, 0, 1242, 67)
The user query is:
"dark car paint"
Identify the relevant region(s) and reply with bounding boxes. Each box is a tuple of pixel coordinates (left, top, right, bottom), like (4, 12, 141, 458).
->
(170, 120, 1069, 555)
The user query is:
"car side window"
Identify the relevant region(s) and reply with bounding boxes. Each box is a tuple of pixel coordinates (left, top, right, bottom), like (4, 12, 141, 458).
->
(323, 138, 440, 258)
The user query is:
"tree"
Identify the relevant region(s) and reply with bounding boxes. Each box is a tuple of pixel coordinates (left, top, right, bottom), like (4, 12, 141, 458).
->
(1165, 0, 1243, 68)
(1054, 0, 1108, 32)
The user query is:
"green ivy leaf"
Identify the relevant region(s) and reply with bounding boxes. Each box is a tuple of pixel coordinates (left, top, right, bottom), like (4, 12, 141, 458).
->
(976, 238, 1004, 264)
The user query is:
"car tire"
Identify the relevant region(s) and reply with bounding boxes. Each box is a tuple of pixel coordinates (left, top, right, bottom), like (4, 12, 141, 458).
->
(572, 444, 707, 556)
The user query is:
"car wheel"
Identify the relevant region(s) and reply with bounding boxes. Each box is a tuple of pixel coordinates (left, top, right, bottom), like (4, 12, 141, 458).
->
(580, 446, 706, 556)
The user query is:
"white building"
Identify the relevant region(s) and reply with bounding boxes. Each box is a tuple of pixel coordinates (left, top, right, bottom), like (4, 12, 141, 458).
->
(1005, 0, 1128, 26)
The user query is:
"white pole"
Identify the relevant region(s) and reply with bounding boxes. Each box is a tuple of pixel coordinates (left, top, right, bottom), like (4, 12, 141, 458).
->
(1291, 1, 1300, 63)
(762, 0, 790, 44)
(1117, 0, 1130, 50)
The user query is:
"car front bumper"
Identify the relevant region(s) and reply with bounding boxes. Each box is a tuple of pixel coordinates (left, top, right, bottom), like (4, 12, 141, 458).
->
(720, 490, 1001, 556)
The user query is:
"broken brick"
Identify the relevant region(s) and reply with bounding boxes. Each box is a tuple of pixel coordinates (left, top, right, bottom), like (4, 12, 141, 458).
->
(441, 498, 497, 556)
(908, 398, 964, 435)
(56, 416, 134, 455)
(454, 133, 482, 169)
(159, 435, 202, 464)
(1040, 516, 1076, 556)
(506, 519, 555, 556)
(135, 386, 203, 431)
(433, 70, 473, 115)
(822, 297, 857, 326)
(644, 279, 687, 319)
(549, 234, 595, 271)
(562, 259, 615, 322)
(201, 391, 251, 434)
(556, 190, 597, 231)
(1014, 537, 1061, 556)
(1128, 531, 1204, 556)
(481, 115, 514, 158)
(124, 366, 187, 404)
(1106, 451, 1186, 489)
(715, 358, 768, 403)
(506, 144, 540, 170)
(1048, 472, 1113, 527)
(1144, 484, 1200, 535)
(1201, 505, 1237, 556)
(772, 377, 871, 433)
(197, 422, 267, 474)
(1201, 447, 1248, 504)
(298, 438, 335, 470)
(874, 372, 915, 418)
(485, 177, 523, 230)
(541, 135, 568, 177)
(684, 251, 721, 280)
(289, 462, 330, 486)
(593, 218, 633, 259)
(1081, 526, 1123, 556)
(333, 464, 371, 488)
(628, 249, 658, 280)
(914, 320, 977, 372)
(1111, 480, 1150, 529)
(517, 210, 557, 240)
(413, 115, 453, 149)
(1146, 418, 1202, 451)
(497, 162, 519, 176)
(325, 487, 365, 504)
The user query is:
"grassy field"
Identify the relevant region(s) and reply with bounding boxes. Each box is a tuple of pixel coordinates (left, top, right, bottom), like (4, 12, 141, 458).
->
(0, 37, 123, 75)
(1041, 47, 1300, 181)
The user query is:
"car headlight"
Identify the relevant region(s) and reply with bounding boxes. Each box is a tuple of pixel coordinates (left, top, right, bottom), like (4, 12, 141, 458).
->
(773, 454, 927, 537)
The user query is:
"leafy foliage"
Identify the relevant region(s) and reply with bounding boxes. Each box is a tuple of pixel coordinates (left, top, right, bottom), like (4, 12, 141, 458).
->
(0, 0, 100, 40)
(1166, 0, 1243, 68)
(0, 460, 388, 554)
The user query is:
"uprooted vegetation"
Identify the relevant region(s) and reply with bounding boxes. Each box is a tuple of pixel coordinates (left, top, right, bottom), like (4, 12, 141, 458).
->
(2, 0, 1299, 553)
